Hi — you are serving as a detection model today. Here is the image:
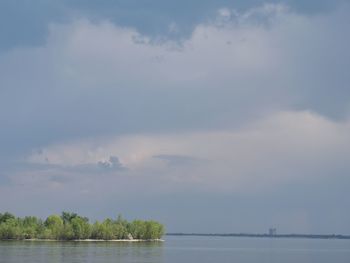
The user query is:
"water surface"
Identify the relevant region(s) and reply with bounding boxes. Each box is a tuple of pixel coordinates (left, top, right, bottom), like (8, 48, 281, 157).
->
(0, 236, 349, 263)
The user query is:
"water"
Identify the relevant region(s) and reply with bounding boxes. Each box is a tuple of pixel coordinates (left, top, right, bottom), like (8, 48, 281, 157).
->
(0, 236, 349, 263)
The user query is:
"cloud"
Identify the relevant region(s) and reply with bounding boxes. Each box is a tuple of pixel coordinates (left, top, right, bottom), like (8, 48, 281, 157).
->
(16, 110, 349, 194)
(4, 109, 346, 235)
(0, 2, 350, 232)
(1, 2, 349, 195)
(153, 154, 199, 166)
(1, 2, 349, 164)
(0, 0, 345, 52)
(98, 156, 125, 171)
(0, 4, 348, 170)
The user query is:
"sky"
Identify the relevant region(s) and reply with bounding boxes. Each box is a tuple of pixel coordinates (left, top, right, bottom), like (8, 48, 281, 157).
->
(0, 0, 350, 234)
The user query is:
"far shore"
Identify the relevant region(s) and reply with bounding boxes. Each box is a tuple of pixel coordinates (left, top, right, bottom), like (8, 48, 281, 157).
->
(166, 233, 350, 240)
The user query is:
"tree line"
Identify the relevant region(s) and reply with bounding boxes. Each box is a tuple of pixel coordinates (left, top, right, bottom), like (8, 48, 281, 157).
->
(0, 212, 164, 241)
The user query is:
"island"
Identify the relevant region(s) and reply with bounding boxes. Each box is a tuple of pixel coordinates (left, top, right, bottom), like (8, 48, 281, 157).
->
(0, 212, 164, 241)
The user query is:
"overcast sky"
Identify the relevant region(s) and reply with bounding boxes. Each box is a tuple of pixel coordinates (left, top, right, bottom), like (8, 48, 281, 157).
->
(1, 0, 350, 234)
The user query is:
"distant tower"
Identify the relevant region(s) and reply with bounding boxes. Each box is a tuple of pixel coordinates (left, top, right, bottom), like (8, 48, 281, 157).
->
(269, 228, 277, 236)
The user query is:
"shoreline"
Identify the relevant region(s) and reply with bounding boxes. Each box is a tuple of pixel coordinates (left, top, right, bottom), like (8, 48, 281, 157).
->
(166, 233, 350, 240)
(1, 238, 164, 242)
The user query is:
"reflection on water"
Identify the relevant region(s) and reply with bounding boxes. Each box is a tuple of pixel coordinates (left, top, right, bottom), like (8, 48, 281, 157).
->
(0, 237, 349, 263)
(0, 241, 164, 263)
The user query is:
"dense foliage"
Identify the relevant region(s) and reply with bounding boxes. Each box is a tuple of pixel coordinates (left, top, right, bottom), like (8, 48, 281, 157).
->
(0, 212, 164, 241)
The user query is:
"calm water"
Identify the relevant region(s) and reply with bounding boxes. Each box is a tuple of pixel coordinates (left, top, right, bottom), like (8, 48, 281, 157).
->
(0, 236, 349, 263)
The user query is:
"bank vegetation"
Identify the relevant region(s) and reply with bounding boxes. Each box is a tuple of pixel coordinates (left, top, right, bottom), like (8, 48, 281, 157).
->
(0, 212, 164, 241)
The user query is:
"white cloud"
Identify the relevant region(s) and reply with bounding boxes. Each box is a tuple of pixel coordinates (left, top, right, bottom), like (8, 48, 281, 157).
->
(2, 0, 349, 194)
(1, 3, 349, 145)
(24, 110, 350, 194)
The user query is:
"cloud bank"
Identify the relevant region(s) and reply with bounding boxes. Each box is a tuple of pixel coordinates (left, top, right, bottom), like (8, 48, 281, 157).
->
(0, 3, 349, 233)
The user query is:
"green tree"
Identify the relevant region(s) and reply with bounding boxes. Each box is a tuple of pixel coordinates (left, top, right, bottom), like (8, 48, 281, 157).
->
(129, 220, 146, 239)
(91, 220, 114, 240)
(60, 223, 75, 240)
(0, 218, 22, 240)
(0, 212, 15, 224)
(0, 212, 164, 240)
(21, 216, 41, 239)
(61, 212, 78, 224)
(144, 221, 165, 239)
(71, 217, 91, 239)
(45, 215, 63, 239)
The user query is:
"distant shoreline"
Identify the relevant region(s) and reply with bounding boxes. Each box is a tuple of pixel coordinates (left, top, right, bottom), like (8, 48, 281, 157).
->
(166, 233, 350, 240)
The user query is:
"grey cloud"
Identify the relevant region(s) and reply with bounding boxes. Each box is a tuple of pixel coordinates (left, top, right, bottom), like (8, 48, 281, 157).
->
(153, 154, 199, 166)
(0, 0, 63, 51)
(97, 156, 125, 171)
(0, 3, 349, 164)
(0, 2, 350, 233)
(0, 4, 348, 177)
(2, 156, 126, 183)
(0, 0, 344, 52)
